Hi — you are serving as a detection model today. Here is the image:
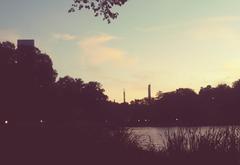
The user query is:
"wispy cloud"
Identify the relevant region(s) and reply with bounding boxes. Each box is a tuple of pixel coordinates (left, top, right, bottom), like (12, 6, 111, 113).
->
(189, 24, 239, 40)
(79, 34, 135, 66)
(188, 16, 240, 40)
(53, 33, 77, 41)
(0, 29, 20, 43)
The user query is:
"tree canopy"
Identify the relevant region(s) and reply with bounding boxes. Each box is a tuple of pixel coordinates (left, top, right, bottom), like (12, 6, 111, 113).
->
(69, 0, 128, 23)
(0, 41, 108, 123)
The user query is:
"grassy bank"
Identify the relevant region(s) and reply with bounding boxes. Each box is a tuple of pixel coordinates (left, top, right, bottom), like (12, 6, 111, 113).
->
(2, 126, 240, 165)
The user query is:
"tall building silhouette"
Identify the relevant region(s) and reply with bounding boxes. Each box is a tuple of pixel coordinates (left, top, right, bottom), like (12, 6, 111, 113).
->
(17, 39, 34, 49)
(123, 89, 126, 103)
(148, 84, 151, 103)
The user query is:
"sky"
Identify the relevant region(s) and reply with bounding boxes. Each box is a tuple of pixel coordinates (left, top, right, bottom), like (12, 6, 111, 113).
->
(1, 0, 240, 102)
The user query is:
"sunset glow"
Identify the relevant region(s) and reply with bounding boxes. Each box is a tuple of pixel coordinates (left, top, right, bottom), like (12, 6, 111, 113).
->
(1, 0, 240, 102)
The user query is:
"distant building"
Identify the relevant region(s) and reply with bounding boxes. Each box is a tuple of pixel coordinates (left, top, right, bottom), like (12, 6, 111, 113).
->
(123, 89, 126, 103)
(17, 39, 35, 49)
(148, 84, 151, 102)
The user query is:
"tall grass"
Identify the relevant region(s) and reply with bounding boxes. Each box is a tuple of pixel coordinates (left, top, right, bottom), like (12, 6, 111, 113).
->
(160, 127, 240, 165)
(125, 127, 240, 165)
(4, 126, 240, 165)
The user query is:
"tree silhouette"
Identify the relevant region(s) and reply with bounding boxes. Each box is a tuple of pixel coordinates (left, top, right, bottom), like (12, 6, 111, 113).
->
(69, 0, 128, 23)
(232, 79, 240, 90)
(156, 91, 164, 100)
(52, 76, 108, 122)
(0, 41, 112, 125)
(3, 41, 240, 127)
(0, 41, 57, 122)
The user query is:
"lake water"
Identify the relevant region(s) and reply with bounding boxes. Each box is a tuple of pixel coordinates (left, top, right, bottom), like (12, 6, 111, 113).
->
(128, 126, 238, 150)
(128, 127, 170, 149)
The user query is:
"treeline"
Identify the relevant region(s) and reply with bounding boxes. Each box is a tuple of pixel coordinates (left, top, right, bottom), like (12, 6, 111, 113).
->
(0, 41, 108, 125)
(128, 84, 240, 126)
(1, 41, 240, 126)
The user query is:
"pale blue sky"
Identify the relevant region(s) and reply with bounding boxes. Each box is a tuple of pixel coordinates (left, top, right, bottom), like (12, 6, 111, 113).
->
(1, 0, 240, 102)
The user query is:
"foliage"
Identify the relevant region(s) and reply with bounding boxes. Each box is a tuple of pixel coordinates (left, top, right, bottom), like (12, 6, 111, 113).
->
(0, 41, 108, 123)
(69, 0, 128, 23)
(160, 127, 240, 165)
(2, 41, 240, 126)
(7, 126, 240, 165)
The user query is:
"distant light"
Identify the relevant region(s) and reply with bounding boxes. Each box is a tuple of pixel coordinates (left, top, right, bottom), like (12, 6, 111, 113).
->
(4, 120, 8, 124)
(176, 118, 179, 121)
(137, 120, 140, 122)
(40, 120, 44, 123)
